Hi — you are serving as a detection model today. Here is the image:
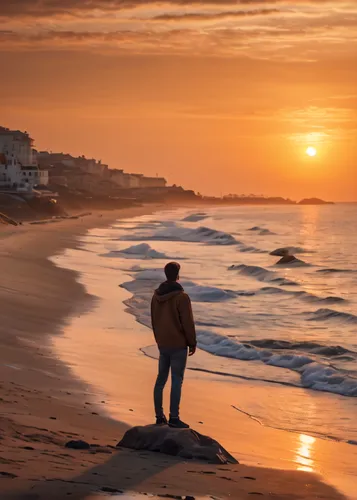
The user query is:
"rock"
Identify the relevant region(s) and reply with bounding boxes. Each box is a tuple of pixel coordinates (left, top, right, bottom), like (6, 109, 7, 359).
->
(101, 486, 123, 493)
(276, 255, 302, 265)
(117, 425, 238, 465)
(158, 496, 187, 500)
(0, 471, 18, 478)
(270, 247, 290, 257)
(65, 440, 90, 450)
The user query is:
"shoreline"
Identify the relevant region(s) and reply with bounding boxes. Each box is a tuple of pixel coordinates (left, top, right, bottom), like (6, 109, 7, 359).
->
(0, 205, 353, 499)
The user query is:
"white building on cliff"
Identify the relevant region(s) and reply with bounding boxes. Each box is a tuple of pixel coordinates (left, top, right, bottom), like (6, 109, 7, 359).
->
(0, 127, 48, 192)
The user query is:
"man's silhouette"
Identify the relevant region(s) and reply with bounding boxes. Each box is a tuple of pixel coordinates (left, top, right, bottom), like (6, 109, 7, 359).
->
(151, 262, 196, 428)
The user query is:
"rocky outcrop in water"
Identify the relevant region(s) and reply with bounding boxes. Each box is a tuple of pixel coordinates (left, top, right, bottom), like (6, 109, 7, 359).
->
(276, 255, 304, 265)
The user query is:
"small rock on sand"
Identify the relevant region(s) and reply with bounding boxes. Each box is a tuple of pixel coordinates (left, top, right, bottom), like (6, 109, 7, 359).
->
(0, 471, 18, 479)
(101, 486, 123, 493)
(65, 440, 90, 450)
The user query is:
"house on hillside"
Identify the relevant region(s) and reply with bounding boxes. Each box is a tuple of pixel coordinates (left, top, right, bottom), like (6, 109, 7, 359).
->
(109, 169, 125, 187)
(0, 155, 48, 192)
(0, 127, 49, 193)
(0, 127, 36, 166)
(139, 176, 167, 188)
(38, 152, 109, 177)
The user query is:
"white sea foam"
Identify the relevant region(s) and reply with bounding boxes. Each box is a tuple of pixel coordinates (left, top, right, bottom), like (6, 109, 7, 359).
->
(121, 272, 238, 303)
(183, 282, 237, 302)
(301, 363, 357, 397)
(196, 331, 357, 397)
(119, 224, 238, 246)
(102, 243, 170, 260)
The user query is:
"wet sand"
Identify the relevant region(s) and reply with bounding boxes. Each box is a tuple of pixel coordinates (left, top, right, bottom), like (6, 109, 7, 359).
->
(0, 207, 353, 500)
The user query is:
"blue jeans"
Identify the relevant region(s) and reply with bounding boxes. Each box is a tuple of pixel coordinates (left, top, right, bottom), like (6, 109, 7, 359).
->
(154, 347, 188, 419)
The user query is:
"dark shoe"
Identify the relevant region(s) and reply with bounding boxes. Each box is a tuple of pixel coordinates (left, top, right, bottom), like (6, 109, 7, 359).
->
(156, 415, 168, 425)
(168, 417, 189, 429)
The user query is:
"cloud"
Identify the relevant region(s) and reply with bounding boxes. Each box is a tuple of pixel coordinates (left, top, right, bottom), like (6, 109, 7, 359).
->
(0, 1, 356, 61)
(0, 1, 353, 18)
(140, 8, 282, 22)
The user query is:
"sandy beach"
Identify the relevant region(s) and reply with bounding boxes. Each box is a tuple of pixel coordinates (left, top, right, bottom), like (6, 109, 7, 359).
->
(0, 206, 355, 500)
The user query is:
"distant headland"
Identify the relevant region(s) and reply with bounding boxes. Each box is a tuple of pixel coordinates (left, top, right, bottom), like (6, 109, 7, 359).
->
(298, 198, 334, 205)
(0, 125, 333, 223)
(208, 195, 334, 206)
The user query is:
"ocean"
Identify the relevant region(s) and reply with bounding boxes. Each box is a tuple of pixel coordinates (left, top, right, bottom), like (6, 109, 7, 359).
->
(55, 204, 357, 449)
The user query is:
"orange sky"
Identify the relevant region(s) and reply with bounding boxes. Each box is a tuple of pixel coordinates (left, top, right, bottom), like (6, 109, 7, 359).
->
(1, 1, 356, 201)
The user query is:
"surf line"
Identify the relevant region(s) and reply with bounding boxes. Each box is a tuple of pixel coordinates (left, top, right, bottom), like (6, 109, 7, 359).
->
(139, 346, 301, 389)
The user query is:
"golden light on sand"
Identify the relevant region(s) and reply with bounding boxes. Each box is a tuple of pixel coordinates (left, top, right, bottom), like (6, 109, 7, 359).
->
(306, 146, 317, 157)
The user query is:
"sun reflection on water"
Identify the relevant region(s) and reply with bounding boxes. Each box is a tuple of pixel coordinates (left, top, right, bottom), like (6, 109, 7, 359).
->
(296, 434, 316, 473)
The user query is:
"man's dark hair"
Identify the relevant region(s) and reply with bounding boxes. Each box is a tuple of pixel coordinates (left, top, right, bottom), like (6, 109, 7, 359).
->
(164, 262, 181, 282)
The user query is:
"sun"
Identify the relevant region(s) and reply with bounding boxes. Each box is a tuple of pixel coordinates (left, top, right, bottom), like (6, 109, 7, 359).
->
(306, 146, 317, 157)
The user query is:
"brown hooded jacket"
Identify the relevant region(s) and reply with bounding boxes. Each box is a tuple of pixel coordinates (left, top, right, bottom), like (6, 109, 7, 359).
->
(151, 281, 196, 349)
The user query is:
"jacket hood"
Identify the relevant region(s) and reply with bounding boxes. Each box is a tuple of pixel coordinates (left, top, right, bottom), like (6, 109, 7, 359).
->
(154, 281, 184, 302)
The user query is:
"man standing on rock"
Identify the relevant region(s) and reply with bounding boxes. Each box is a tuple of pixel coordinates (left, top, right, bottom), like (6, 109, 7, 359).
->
(151, 262, 196, 429)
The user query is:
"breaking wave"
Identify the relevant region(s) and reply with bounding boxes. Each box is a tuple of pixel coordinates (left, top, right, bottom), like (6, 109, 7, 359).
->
(102, 243, 169, 260)
(258, 286, 345, 305)
(229, 264, 298, 286)
(181, 282, 237, 302)
(119, 225, 238, 246)
(121, 271, 237, 303)
(306, 308, 357, 324)
(116, 223, 270, 252)
(246, 339, 354, 357)
(197, 331, 357, 397)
